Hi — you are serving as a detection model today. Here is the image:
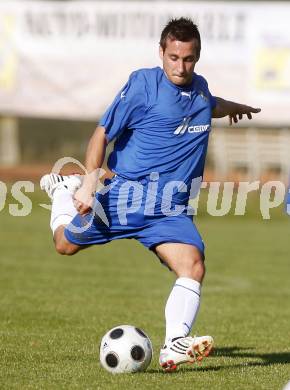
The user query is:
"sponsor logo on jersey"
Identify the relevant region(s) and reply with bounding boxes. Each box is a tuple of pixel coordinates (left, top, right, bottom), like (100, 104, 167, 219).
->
(181, 91, 192, 99)
(174, 117, 210, 135)
(174, 116, 192, 135)
(187, 124, 210, 133)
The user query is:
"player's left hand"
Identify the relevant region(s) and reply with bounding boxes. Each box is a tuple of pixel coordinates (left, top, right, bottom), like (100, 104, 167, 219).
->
(229, 105, 261, 125)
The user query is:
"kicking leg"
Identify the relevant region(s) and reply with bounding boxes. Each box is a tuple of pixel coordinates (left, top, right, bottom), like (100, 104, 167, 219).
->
(40, 173, 83, 255)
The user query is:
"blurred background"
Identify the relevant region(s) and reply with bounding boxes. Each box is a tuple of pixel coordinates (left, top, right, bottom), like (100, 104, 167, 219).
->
(0, 0, 290, 182)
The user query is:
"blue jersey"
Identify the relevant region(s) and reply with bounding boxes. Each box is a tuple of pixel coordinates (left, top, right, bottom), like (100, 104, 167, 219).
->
(99, 66, 216, 205)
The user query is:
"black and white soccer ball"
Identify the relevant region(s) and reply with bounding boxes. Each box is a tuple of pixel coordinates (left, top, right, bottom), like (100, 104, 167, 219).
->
(99, 325, 153, 374)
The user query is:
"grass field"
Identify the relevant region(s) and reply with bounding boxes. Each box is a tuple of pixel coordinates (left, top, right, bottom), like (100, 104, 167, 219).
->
(0, 188, 289, 389)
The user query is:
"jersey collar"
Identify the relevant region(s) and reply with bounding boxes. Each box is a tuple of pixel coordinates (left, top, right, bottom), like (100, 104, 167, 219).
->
(160, 67, 196, 92)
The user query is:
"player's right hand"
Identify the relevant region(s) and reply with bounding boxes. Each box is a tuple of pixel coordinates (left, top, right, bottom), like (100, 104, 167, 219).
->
(73, 185, 94, 215)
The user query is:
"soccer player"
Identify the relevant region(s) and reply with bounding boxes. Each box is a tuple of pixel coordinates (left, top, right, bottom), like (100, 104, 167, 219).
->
(40, 18, 261, 371)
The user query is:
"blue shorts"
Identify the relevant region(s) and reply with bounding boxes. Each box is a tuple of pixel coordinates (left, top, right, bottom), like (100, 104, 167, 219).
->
(64, 175, 204, 255)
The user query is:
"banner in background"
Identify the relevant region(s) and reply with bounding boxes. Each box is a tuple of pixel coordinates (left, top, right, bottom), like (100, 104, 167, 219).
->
(0, 1, 289, 124)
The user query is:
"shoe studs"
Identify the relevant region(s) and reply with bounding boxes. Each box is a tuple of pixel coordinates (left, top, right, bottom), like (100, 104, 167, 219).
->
(161, 360, 177, 372)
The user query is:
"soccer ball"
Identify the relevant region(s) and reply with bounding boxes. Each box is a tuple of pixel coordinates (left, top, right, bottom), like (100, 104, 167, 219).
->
(99, 325, 153, 374)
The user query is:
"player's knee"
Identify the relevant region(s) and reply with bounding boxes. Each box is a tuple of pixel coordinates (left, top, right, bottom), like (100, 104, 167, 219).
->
(55, 241, 78, 256)
(196, 257, 206, 278)
(53, 229, 79, 256)
(178, 256, 205, 281)
(190, 256, 205, 276)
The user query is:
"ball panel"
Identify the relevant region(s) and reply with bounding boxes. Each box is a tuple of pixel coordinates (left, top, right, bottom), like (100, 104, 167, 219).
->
(131, 345, 145, 361)
(105, 352, 119, 368)
(109, 328, 124, 339)
(135, 327, 147, 338)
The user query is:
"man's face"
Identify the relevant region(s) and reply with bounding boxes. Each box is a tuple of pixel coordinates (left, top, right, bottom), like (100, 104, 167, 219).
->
(159, 38, 200, 86)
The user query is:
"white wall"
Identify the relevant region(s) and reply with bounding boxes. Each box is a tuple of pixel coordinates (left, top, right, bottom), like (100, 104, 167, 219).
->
(0, 1, 289, 124)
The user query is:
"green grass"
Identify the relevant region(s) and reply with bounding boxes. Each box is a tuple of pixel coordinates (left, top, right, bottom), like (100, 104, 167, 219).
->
(0, 189, 289, 389)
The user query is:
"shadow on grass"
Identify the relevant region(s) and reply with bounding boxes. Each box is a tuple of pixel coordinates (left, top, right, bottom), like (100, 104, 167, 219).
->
(215, 346, 290, 366)
(144, 346, 290, 374)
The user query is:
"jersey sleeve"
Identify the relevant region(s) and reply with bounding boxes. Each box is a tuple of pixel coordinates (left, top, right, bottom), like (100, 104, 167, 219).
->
(99, 71, 147, 142)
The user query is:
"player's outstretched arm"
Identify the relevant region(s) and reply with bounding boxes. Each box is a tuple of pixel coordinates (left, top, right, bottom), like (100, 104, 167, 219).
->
(73, 126, 108, 215)
(212, 97, 261, 125)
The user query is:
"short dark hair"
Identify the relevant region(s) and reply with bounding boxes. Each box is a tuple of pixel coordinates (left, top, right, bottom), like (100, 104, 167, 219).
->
(159, 17, 201, 58)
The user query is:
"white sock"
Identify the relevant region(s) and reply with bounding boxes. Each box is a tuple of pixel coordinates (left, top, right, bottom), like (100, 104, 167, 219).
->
(165, 277, 201, 345)
(50, 188, 78, 235)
